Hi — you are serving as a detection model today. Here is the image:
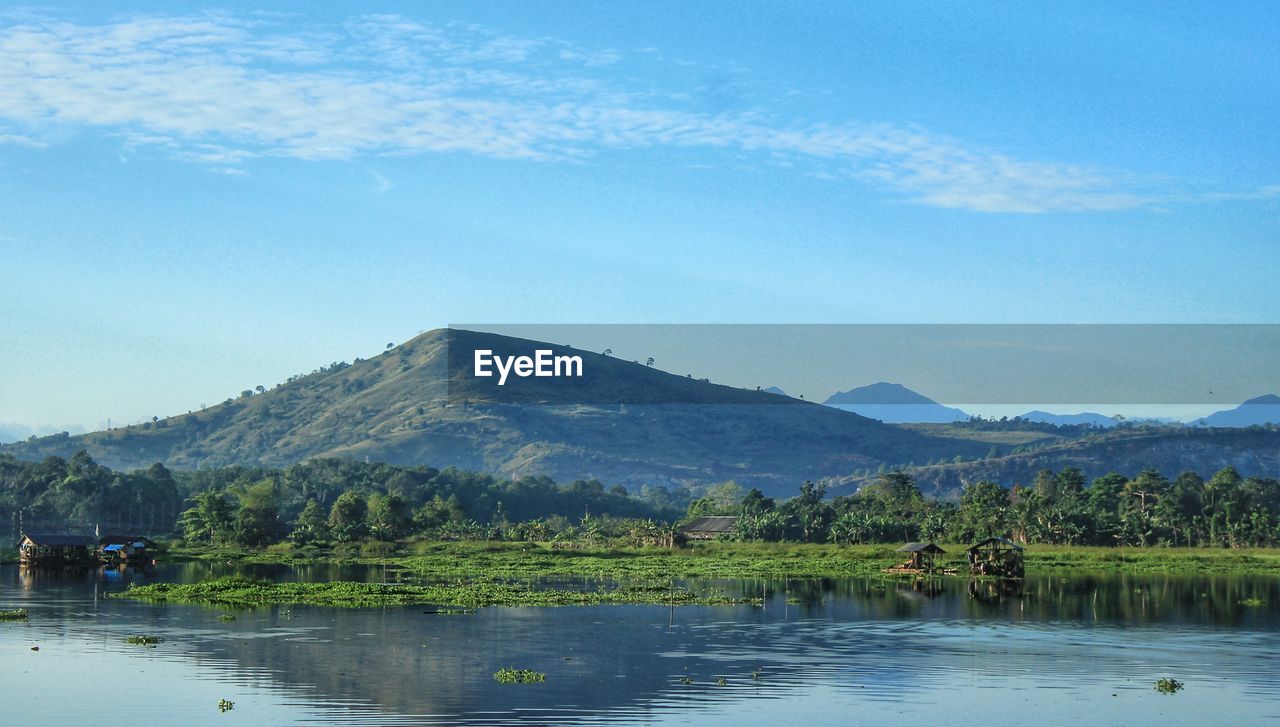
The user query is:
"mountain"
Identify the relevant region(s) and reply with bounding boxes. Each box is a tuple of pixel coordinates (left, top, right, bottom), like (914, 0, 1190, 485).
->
(0, 329, 988, 497)
(763, 386, 790, 397)
(1196, 395, 1280, 428)
(823, 382, 970, 424)
(835, 427, 1280, 499)
(1018, 410, 1119, 427)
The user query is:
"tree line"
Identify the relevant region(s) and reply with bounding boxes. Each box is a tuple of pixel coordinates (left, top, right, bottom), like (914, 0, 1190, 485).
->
(3, 451, 1277, 549)
(715, 466, 1280, 548)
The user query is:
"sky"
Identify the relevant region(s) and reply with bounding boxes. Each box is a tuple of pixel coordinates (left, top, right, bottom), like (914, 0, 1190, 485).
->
(1, 1, 1278, 435)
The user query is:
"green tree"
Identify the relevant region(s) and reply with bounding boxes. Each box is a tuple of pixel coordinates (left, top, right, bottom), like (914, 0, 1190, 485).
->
(178, 491, 235, 544)
(368, 493, 412, 541)
(328, 491, 369, 542)
(290, 499, 329, 544)
(955, 480, 1010, 541)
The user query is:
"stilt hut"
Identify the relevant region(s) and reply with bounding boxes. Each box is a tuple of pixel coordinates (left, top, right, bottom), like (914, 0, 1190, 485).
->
(886, 542, 946, 574)
(678, 516, 738, 542)
(18, 533, 98, 567)
(966, 537, 1025, 579)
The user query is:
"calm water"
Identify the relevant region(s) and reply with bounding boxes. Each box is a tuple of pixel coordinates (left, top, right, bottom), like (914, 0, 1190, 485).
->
(3, 563, 1280, 725)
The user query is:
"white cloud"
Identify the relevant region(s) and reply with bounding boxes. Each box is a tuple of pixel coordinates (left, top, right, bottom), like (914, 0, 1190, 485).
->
(0, 12, 1171, 213)
(0, 131, 44, 147)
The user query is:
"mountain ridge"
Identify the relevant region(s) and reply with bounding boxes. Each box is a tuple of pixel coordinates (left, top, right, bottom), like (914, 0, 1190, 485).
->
(0, 329, 987, 496)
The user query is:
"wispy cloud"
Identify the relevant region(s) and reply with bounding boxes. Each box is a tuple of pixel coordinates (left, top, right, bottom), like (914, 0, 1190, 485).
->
(0, 12, 1223, 213)
(0, 130, 44, 147)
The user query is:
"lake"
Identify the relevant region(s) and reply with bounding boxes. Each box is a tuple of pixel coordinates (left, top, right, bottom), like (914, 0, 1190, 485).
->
(3, 563, 1279, 725)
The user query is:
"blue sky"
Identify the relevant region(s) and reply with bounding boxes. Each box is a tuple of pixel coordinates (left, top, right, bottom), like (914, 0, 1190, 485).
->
(1, 2, 1278, 434)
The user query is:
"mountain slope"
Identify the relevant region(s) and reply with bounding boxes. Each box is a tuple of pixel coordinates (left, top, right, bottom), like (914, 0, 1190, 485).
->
(1197, 395, 1280, 427)
(824, 382, 970, 423)
(836, 427, 1280, 499)
(0, 329, 988, 496)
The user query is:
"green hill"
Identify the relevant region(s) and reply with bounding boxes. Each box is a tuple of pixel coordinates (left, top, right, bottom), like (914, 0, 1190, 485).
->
(0, 329, 988, 497)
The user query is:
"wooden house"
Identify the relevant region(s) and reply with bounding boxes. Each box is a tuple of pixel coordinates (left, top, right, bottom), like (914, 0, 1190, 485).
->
(966, 537, 1025, 579)
(18, 533, 98, 567)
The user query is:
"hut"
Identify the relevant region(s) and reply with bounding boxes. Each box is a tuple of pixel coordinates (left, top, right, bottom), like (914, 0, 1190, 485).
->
(678, 516, 738, 541)
(98, 534, 158, 565)
(18, 533, 98, 567)
(966, 537, 1025, 579)
(886, 542, 947, 574)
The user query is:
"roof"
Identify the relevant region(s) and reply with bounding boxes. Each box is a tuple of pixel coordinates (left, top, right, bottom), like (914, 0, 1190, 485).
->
(20, 533, 97, 547)
(967, 537, 1024, 552)
(896, 542, 946, 554)
(103, 544, 124, 552)
(98, 534, 157, 547)
(679, 516, 739, 533)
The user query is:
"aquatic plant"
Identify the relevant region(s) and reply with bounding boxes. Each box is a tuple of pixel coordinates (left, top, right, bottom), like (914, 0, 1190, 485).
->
(678, 676, 693, 685)
(168, 540, 1280, 580)
(493, 668, 546, 684)
(218, 698, 235, 712)
(217, 613, 237, 622)
(112, 576, 755, 609)
(125, 635, 164, 646)
(716, 677, 727, 686)
(1154, 678, 1184, 694)
(0, 608, 29, 621)
(1239, 598, 1265, 607)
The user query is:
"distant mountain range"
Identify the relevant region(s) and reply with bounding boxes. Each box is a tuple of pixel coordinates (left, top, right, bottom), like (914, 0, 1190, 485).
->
(823, 382, 971, 424)
(1017, 410, 1119, 427)
(1195, 394, 1280, 427)
(839, 427, 1280, 500)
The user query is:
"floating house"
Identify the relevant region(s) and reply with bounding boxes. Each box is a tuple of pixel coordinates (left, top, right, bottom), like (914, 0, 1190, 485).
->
(98, 534, 158, 565)
(885, 542, 947, 574)
(18, 533, 98, 567)
(966, 537, 1025, 579)
(678, 516, 738, 541)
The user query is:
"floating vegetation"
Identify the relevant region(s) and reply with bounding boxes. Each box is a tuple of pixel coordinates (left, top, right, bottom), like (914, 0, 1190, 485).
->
(216, 613, 237, 622)
(751, 669, 762, 679)
(493, 668, 546, 684)
(678, 676, 693, 685)
(1154, 678, 1184, 695)
(716, 677, 727, 686)
(422, 607, 476, 615)
(1239, 598, 1266, 607)
(125, 635, 164, 647)
(0, 608, 29, 622)
(218, 698, 235, 712)
(112, 576, 755, 609)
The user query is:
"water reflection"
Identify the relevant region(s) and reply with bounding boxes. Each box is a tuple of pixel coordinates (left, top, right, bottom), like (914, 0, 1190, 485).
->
(3, 564, 1280, 725)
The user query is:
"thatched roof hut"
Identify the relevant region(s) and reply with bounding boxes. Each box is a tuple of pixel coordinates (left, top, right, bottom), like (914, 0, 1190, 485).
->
(678, 516, 738, 541)
(966, 537, 1025, 578)
(887, 542, 947, 573)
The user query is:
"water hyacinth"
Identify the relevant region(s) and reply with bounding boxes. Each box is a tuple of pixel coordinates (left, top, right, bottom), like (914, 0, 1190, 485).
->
(493, 668, 546, 684)
(112, 576, 754, 609)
